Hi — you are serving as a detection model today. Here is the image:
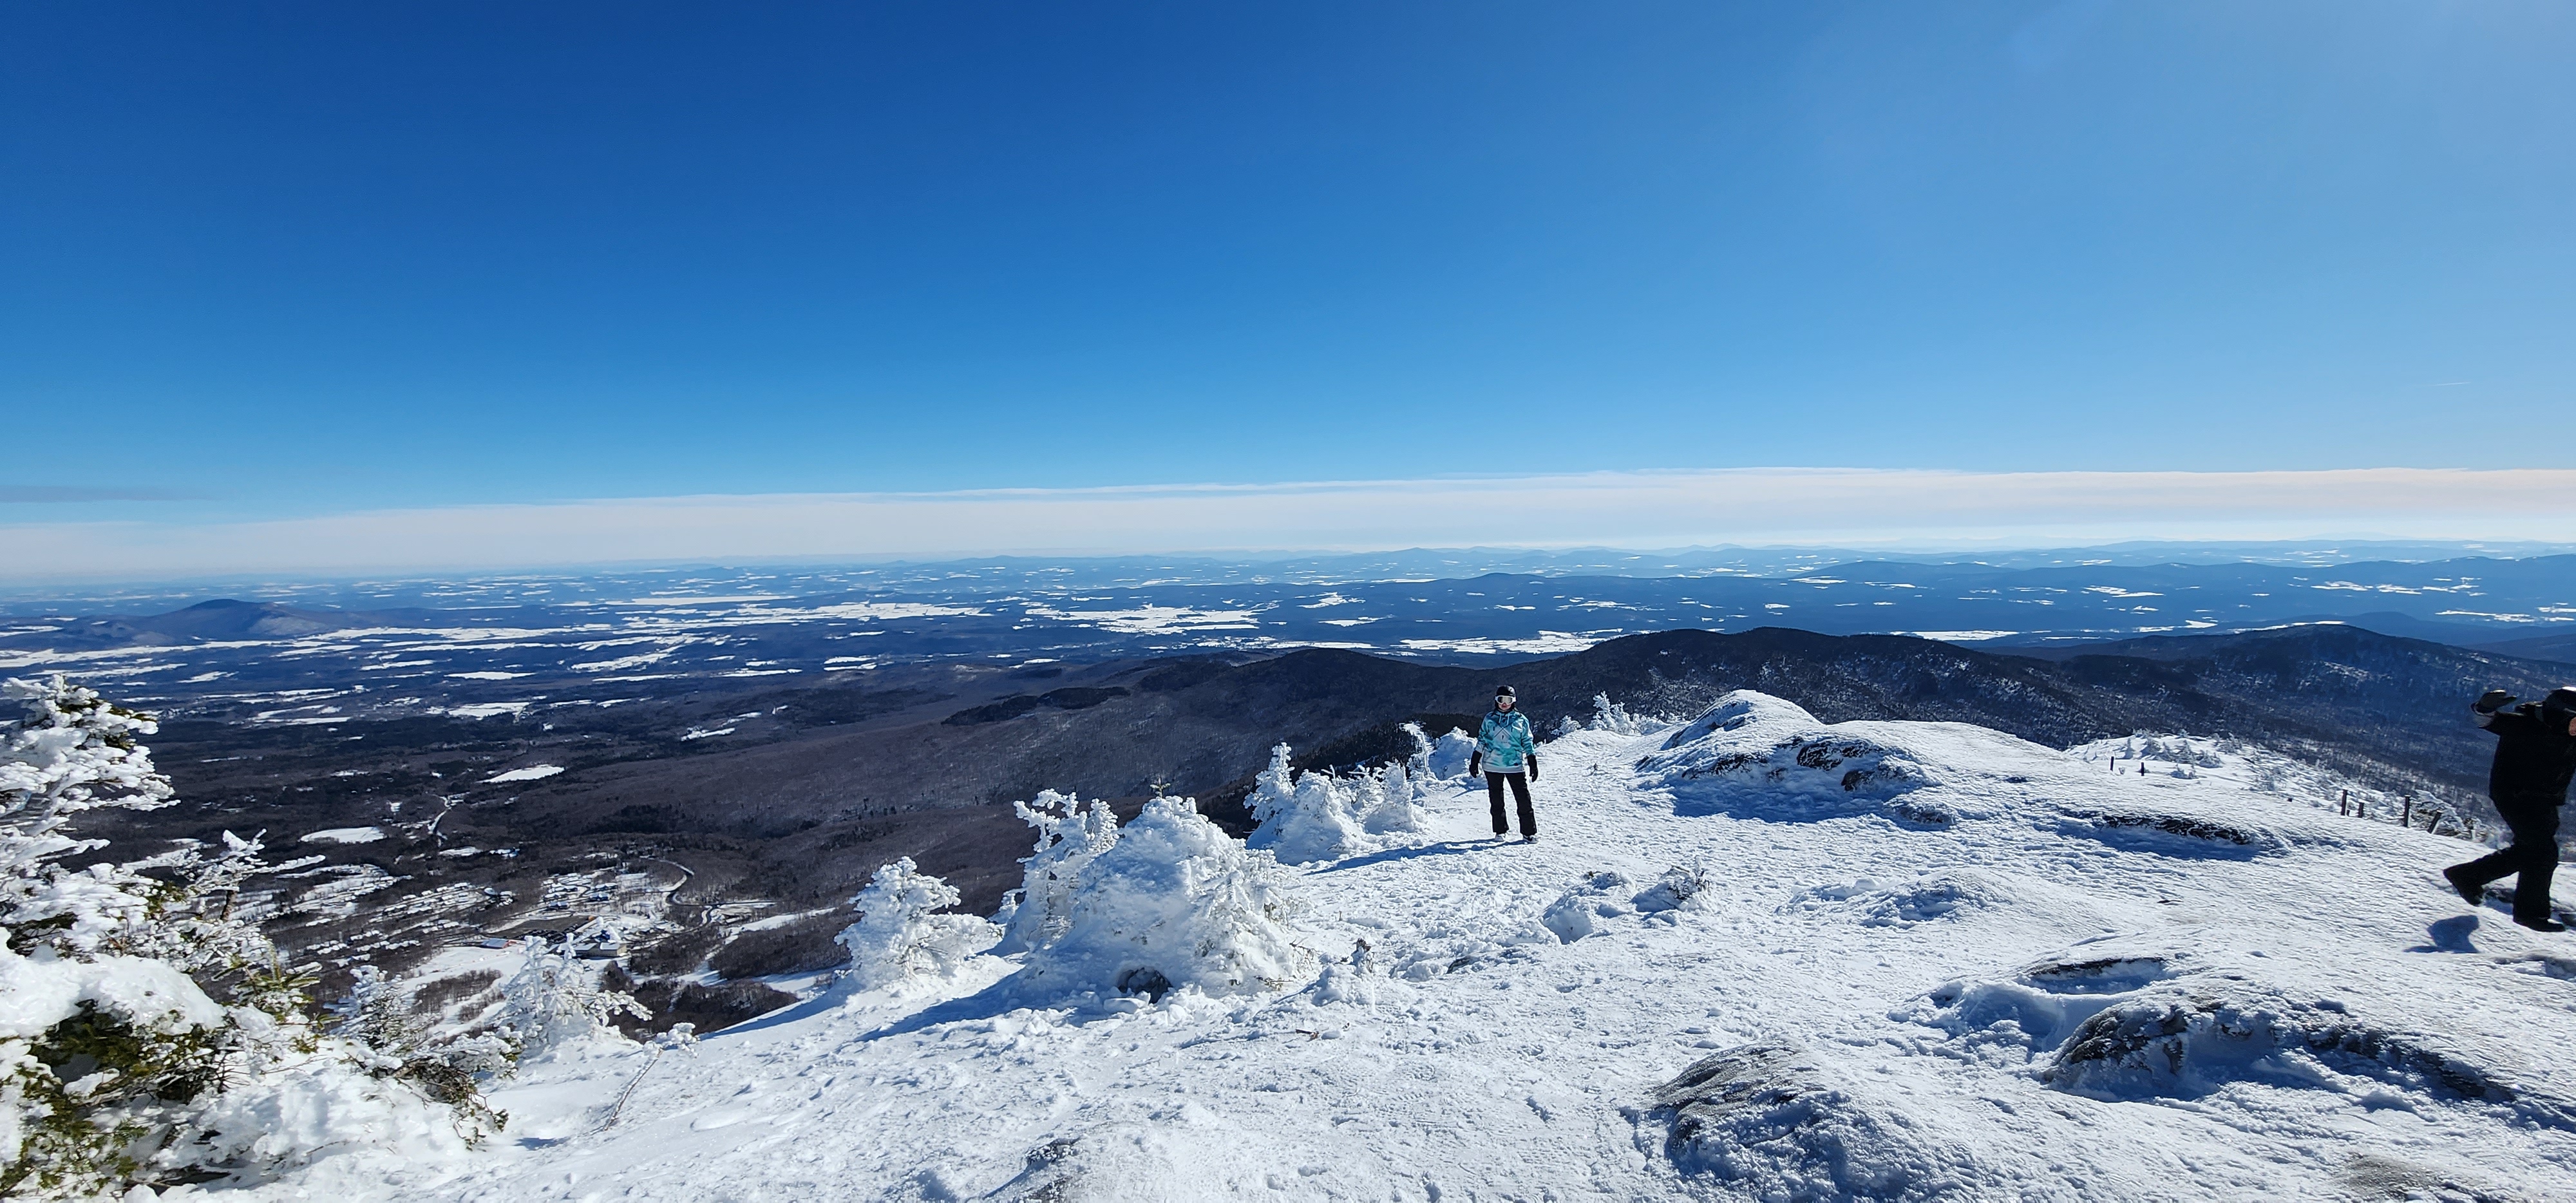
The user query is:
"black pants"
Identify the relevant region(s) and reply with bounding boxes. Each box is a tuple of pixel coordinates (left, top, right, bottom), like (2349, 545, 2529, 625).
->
(2451, 798, 2562, 920)
(1486, 772, 1536, 837)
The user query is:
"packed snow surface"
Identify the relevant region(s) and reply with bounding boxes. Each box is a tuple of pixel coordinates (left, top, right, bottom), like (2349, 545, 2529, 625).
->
(275, 692, 2575, 1202)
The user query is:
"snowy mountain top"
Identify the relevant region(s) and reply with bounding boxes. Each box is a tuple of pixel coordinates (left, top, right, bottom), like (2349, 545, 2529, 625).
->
(259, 692, 2572, 1202)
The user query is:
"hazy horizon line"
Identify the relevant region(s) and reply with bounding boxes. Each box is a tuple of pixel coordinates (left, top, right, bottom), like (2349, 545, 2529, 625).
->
(7, 467, 2576, 583)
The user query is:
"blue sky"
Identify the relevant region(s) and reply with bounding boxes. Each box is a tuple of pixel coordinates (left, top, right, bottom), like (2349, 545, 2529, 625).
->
(4, 3, 2572, 557)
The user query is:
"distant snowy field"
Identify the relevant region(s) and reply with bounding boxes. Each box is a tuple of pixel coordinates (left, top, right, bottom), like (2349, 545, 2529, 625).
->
(252, 695, 2573, 1202)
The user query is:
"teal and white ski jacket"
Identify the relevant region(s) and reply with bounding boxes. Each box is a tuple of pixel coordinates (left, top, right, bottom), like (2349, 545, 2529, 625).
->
(1476, 709, 1537, 772)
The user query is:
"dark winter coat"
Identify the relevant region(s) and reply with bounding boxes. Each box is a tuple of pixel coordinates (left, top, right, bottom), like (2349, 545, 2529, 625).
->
(2477, 704, 2576, 806)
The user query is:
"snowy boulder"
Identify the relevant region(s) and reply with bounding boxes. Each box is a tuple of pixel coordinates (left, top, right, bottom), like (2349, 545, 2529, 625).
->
(2042, 976, 2564, 1123)
(1016, 795, 1313, 1001)
(1651, 1042, 1982, 1198)
(1783, 869, 2016, 928)
(1904, 940, 2576, 1128)
(2051, 804, 2289, 857)
(1426, 728, 1477, 781)
(1543, 871, 1635, 942)
(1640, 692, 1934, 816)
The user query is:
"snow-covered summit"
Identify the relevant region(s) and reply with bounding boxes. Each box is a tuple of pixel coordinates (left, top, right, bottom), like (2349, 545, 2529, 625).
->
(299, 692, 2572, 1202)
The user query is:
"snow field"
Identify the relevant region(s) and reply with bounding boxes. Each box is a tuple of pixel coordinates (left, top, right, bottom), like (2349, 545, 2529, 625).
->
(300, 692, 2574, 1202)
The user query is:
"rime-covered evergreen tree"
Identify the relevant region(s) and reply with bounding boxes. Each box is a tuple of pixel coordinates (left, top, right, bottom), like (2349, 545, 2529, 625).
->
(2, 675, 489, 1198)
(838, 858, 996, 988)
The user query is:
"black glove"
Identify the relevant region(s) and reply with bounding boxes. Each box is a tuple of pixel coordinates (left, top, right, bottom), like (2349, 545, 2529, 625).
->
(2476, 690, 2516, 714)
(1468, 753, 1482, 777)
(1524, 752, 1539, 782)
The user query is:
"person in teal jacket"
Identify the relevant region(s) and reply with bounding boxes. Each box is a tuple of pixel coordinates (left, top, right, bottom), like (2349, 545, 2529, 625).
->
(1468, 685, 1540, 842)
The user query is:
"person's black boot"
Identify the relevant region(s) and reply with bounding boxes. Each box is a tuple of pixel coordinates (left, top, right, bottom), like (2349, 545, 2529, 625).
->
(2513, 915, 2568, 933)
(2443, 865, 2484, 905)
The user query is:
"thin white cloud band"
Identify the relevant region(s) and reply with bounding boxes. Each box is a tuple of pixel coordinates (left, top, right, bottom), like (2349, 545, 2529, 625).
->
(6, 468, 2573, 578)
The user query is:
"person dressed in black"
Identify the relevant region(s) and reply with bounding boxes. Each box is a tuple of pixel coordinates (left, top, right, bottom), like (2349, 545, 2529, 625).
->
(2445, 687, 2576, 932)
(1467, 685, 1540, 843)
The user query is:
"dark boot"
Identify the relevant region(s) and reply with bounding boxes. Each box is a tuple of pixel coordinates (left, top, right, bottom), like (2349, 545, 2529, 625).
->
(2442, 864, 2485, 905)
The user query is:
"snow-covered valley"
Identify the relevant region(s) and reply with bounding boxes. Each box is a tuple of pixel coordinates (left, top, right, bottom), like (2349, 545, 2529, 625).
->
(258, 692, 2575, 1202)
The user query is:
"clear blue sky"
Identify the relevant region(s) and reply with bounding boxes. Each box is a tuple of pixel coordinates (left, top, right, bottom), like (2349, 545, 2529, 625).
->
(5, 2, 2571, 527)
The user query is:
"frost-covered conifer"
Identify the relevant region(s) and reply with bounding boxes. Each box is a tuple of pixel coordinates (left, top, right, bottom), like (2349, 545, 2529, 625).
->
(1401, 723, 1435, 795)
(996, 791, 1119, 954)
(2, 675, 489, 1198)
(498, 938, 650, 1059)
(836, 858, 997, 989)
(1019, 795, 1311, 1000)
(1356, 761, 1422, 836)
(1591, 692, 1643, 735)
(1245, 744, 1365, 864)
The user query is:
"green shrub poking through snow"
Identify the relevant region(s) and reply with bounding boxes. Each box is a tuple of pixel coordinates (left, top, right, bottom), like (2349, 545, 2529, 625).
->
(1, 675, 497, 1198)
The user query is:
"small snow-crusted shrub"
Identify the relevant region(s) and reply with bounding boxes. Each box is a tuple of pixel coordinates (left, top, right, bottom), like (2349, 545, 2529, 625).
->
(2, 676, 490, 1198)
(1401, 723, 1434, 794)
(1245, 744, 1421, 864)
(499, 938, 649, 1059)
(1632, 863, 1717, 913)
(1018, 795, 1312, 1001)
(1590, 692, 1643, 735)
(2119, 735, 2224, 770)
(997, 790, 1119, 954)
(837, 857, 998, 989)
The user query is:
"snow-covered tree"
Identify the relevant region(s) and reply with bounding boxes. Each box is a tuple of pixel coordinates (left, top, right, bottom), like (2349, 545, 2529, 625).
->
(3, 675, 488, 1198)
(1245, 744, 1364, 864)
(1354, 759, 1423, 836)
(1248, 744, 1428, 862)
(498, 938, 650, 1060)
(836, 857, 997, 989)
(1019, 795, 1311, 1000)
(1401, 723, 1435, 793)
(996, 790, 1119, 954)
(1591, 692, 1643, 735)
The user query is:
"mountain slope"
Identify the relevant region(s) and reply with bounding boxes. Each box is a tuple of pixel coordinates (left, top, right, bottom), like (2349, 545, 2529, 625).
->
(304, 695, 2576, 1202)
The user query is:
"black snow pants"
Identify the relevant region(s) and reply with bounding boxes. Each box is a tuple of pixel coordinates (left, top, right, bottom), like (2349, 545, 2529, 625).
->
(2451, 797, 2563, 921)
(1486, 772, 1537, 837)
